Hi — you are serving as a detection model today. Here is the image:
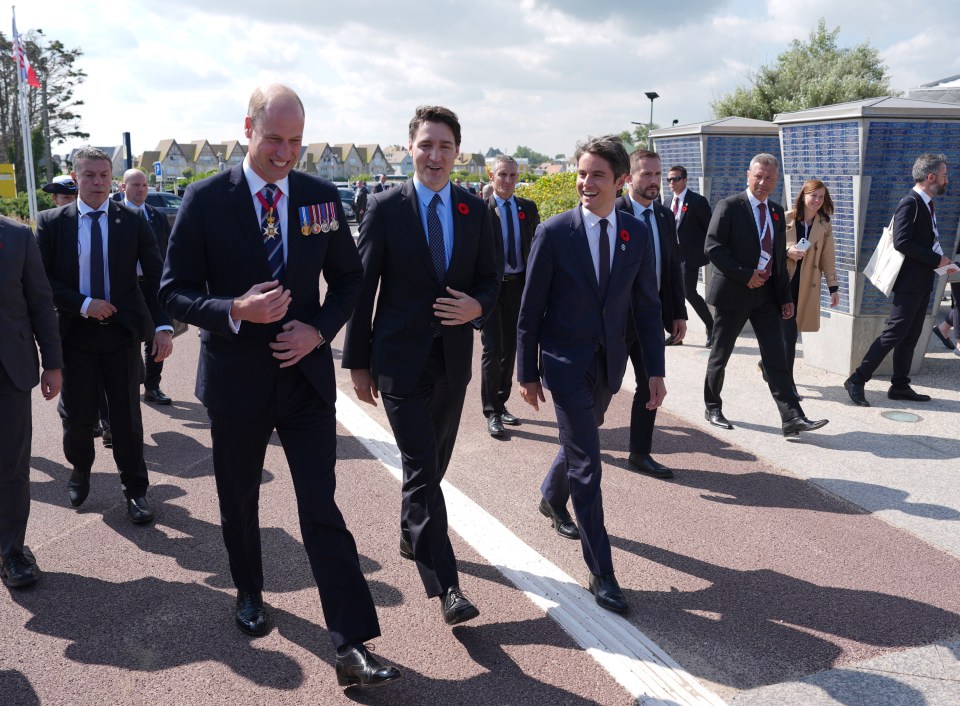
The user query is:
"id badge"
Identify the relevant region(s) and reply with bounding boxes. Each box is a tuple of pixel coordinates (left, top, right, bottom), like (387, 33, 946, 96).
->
(758, 251, 771, 270)
(933, 240, 944, 256)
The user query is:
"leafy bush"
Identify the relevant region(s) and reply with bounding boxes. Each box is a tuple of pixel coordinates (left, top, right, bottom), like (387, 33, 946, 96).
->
(0, 191, 55, 222)
(516, 172, 578, 219)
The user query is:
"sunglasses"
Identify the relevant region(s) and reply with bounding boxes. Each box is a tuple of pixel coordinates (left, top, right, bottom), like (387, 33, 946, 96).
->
(665, 176, 686, 183)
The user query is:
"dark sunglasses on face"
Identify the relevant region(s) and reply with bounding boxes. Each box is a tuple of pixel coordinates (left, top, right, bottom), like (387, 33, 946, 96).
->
(665, 176, 685, 183)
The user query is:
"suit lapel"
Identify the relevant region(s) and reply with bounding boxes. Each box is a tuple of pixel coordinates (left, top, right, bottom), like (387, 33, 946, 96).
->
(285, 172, 305, 284)
(228, 165, 272, 280)
(399, 180, 437, 281)
(62, 202, 81, 289)
(741, 191, 761, 241)
(571, 207, 601, 301)
(607, 212, 631, 301)
(107, 201, 124, 287)
(447, 185, 468, 281)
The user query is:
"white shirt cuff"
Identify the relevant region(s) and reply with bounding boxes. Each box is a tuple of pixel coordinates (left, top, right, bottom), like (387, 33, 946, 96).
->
(80, 297, 93, 317)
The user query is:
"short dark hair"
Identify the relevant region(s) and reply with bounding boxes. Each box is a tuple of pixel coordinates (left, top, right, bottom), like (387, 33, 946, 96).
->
(629, 149, 660, 173)
(573, 135, 630, 178)
(668, 165, 687, 179)
(73, 146, 111, 165)
(409, 105, 462, 148)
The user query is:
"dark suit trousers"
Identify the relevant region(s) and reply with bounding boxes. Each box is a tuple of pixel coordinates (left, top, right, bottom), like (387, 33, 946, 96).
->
(143, 340, 163, 391)
(853, 289, 931, 387)
(59, 318, 149, 498)
(681, 261, 714, 332)
(0, 363, 31, 559)
(541, 352, 614, 576)
(382, 338, 465, 598)
(480, 275, 524, 417)
(627, 339, 656, 456)
(207, 365, 380, 650)
(704, 284, 803, 422)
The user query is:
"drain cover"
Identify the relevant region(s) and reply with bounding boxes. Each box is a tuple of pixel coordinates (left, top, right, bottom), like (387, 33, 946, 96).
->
(881, 411, 921, 423)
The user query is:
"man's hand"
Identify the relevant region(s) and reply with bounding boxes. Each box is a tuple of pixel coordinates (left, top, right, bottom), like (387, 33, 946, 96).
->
(646, 376, 666, 410)
(782, 303, 795, 320)
(434, 287, 482, 325)
(87, 299, 117, 320)
(151, 330, 174, 361)
(939, 255, 953, 268)
(269, 320, 319, 368)
(829, 291, 840, 308)
(671, 319, 687, 343)
(519, 381, 545, 411)
(40, 369, 62, 400)
(747, 270, 767, 289)
(230, 280, 290, 324)
(350, 368, 379, 406)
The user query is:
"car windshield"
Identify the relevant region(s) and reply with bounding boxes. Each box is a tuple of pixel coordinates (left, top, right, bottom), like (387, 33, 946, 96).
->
(149, 192, 183, 207)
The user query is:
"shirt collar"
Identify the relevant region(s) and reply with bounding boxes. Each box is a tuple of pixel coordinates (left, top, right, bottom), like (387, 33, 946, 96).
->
(123, 198, 145, 211)
(77, 198, 110, 216)
(673, 188, 688, 203)
(412, 175, 451, 207)
(747, 189, 767, 210)
(495, 194, 515, 208)
(912, 184, 933, 206)
(629, 195, 653, 216)
(581, 204, 617, 231)
(242, 157, 290, 200)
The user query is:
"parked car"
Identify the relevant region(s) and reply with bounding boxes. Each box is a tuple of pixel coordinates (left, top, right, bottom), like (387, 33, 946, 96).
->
(338, 188, 356, 222)
(145, 190, 183, 228)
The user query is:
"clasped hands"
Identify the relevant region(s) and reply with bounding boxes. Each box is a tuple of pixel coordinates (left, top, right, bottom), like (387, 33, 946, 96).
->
(87, 299, 174, 361)
(231, 280, 320, 368)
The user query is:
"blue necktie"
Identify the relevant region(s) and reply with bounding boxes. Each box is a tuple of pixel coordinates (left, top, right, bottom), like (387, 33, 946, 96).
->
(642, 208, 660, 290)
(503, 200, 517, 270)
(88, 211, 106, 300)
(260, 184, 285, 281)
(427, 193, 446, 280)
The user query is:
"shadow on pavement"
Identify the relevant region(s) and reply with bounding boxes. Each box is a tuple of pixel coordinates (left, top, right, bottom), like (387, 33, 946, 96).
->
(610, 538, 960, 690)
(810, 478, 960, 521)
(0, 670, 40, 706)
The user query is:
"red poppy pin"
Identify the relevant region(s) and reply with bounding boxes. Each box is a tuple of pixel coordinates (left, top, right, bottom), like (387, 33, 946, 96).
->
(681, 205, 688, 213)
(457, 203, 469, 215)
(620, 229, 630, 242)
(772, 212, 780, 221)
(518, 210, 526, 220)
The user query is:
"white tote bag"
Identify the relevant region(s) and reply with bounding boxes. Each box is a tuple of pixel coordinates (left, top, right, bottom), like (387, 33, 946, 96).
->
(863, 215, 905, 297)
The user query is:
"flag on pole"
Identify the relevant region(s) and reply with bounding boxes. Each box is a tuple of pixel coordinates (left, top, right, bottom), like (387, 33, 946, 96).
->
(12, 12, 41, 89)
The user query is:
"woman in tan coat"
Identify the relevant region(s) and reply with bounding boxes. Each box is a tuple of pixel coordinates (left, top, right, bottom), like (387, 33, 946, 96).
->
(782, 179, 839, 393)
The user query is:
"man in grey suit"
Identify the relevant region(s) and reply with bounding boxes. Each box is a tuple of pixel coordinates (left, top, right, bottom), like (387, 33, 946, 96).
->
(0, 216, 62, 588)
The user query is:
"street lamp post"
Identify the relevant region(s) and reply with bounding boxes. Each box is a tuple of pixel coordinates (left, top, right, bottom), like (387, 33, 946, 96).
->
(644, 91, 659, 149)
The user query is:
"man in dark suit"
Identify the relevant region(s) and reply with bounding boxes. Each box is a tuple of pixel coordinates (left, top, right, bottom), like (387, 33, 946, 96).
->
(844, 153, 953, 406)
(373, 174, 387, 193)
(354, 180, 369, 223)
(122, 168, 174, 405)
(0, 217, 62, 589)
(160, 85, 400, 688)
(517, 135, 665, 614)
(703, 153, 828, 437)
(37, 147, 173, 524)
(481, 154, 541, 437)
(615, 149, 686, 479)
(667, 165, 714, 346)
(343, 105, 499, 627)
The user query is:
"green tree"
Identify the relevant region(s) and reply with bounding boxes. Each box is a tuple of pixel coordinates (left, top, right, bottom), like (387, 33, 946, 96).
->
(712, 18, 896, 121)
(617, 124, 660, 153)
(516, 171, 578, 219)
(513, 145, 550, 167)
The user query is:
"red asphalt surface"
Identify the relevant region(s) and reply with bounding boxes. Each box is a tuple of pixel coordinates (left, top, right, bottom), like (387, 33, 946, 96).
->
(4, 322, 960, 705)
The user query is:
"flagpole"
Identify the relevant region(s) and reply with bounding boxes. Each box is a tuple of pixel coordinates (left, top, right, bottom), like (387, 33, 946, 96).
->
(13, 6, 38, 228)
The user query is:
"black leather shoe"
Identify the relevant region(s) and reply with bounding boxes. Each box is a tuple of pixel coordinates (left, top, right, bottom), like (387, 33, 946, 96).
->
(500, 409, 520, 426)
(102, 424, 113, 449)
(235, 590, 269, 636)
(627, 453, 673, 479)
(843, 376, 869, 407)
(336, 644, 402, 688)
(68, 469, 91, 507)
(144, 388, 172, 405)
(399, 536, 414, 561)
(441, 586, 479, 625)
(782, 416, 829, 437)
(888, 385, 931, 402)
(1, 547, 39, 589)
(933, 326, 954, 350)
(705, 409, 733, 429)
(127, 496, 155, 524)
(92, 423, 103, 439)
(589, 573, 629, 614)
(538, 498, 580, 539)
(487, 414, 504, 437)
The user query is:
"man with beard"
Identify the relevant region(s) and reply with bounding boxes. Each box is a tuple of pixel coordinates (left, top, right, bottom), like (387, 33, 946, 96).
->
(844, 153, 953, 406)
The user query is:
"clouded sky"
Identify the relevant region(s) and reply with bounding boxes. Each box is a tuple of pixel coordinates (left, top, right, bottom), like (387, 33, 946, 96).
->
(16, 0, 960, 162)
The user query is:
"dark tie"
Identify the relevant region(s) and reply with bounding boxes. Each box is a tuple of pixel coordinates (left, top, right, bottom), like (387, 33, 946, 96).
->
(642, 208, 659, 289)
(598, 218, 610, 294)
(672, 196, 679, 216)
(260, 184, 285, 281)
(503, 200, 517, 270)
(88, 211, 106, 300)
(427, 193, 446, 279)
(758, 202, 772, 274)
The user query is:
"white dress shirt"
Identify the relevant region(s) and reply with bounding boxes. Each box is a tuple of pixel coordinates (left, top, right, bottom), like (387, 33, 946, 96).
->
(580, 205, 617, 284)
(76, 198, 112, 316)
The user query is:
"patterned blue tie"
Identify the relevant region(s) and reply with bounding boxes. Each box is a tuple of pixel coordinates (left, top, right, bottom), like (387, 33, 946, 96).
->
(260, 184, 285, 281)
(88, 211, 106, 300)
(427, 193, 446, 280)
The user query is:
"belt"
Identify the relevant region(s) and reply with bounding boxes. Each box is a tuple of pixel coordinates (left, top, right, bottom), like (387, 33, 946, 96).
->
(503, 272, 524, 282)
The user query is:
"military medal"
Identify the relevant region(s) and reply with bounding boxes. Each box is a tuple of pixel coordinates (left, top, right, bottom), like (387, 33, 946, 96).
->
(311, 204, 323, 234)
(299, 206, 311, 236)
(263, 212, 277, 239)
(327, 202, 339, 231)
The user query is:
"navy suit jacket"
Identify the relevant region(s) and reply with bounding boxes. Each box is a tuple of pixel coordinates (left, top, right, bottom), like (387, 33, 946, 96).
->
(0, 216, 62, 390)
(37, 199, 170, 343)
(892, 190, 941, 293)
(704, 190, 790, 310)
(517, 206, 664, 397)
(486, 194, 541, 270)
(342, 178, 500, 395)
(160, 164, 362, 417)
(673, 189, 712, 267)
(616, 195, 687, 332)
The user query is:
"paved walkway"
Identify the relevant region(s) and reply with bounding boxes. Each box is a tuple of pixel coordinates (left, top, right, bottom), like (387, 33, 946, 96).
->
(3, 292, 959, 705)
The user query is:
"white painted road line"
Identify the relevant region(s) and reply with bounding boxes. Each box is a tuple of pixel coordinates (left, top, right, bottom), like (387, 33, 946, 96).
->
(336, 393, 728, 706)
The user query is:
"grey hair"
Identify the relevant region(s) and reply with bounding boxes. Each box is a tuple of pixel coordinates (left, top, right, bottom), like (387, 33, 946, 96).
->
(492, 154, 518, 171)
(73, 146, 112, 165)
(749, 153, 779, 171)
(912, 153, 946, 183)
